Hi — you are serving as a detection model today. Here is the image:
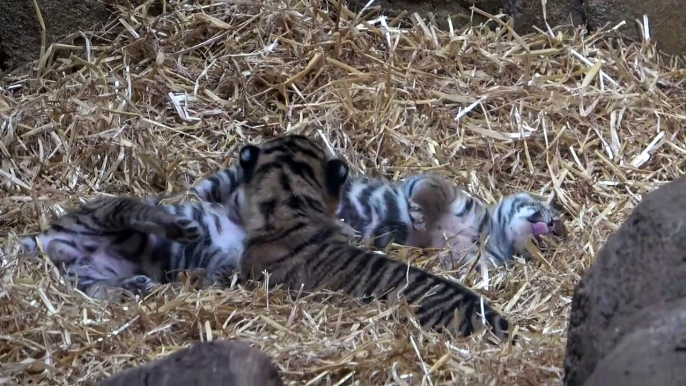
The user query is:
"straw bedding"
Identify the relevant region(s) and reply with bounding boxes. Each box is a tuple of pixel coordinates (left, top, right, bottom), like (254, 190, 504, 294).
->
(1, 0, 684, 384)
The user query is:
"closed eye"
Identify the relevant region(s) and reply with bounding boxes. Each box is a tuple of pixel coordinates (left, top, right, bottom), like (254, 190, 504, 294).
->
(527, 210, 542, 223)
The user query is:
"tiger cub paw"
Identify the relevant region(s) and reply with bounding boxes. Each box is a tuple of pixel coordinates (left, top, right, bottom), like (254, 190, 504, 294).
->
(164, 217, 203, 243)
(336, 220, 358, 240)
(120, 275, 157, 296)
(482, 306, 516, 345)
(208, 264, 239, 285)
(408, 200, 426, 231)
(19, 235, 39, 254)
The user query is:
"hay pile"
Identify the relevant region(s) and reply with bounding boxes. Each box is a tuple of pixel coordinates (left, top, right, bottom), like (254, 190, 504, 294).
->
(1, 0, 684, 384)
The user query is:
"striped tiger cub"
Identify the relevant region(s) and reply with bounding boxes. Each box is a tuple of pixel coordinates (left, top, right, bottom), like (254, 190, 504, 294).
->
(341, 173, 567, 270)
(235, 134, 512, 342)
(19, 193, 246, 299)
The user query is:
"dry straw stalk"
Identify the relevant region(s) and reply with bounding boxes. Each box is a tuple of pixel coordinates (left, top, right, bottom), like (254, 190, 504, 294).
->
(1, 0, 684, 384)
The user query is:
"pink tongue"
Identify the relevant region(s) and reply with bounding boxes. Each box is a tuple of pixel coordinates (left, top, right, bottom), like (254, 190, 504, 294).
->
(532, 222, 549, 237)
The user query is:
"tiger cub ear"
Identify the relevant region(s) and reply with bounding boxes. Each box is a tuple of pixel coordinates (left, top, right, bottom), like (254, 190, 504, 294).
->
(325, 159, 349, 197)
(238, 145, 260, 182)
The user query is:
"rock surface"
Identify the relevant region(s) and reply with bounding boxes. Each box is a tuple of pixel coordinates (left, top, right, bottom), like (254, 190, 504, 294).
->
(100, 340, 284, 386)
(563, 175, 686, 385)
(583, 298, 686, 386)
(502, 0, 584, 35)
(0, 0, 157, 71)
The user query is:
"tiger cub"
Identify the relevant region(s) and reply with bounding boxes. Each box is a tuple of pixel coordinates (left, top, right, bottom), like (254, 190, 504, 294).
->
(19, 194, 246, 299)
(342, 173, 567, 270)
(235, 134, 512, 342)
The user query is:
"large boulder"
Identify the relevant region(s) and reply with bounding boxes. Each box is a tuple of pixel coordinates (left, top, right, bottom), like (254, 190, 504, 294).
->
(563, 175, 686, 385)
(100, 340, 284, 386)
(583, 298, 686, 386)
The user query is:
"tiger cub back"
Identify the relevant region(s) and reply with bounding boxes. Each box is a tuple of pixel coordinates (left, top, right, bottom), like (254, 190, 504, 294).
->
(336, 176, 413, 249)
(236, 134, 512, 342)
(19, 192, 246, 299)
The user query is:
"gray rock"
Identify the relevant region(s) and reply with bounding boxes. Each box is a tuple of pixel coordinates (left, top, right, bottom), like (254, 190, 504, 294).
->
(502, 0, 584, 35)
(0, 0, 109, 70)
(583, 298, 686, 386)
(100, 340, 284, 386)
(563, 175, 686, 385)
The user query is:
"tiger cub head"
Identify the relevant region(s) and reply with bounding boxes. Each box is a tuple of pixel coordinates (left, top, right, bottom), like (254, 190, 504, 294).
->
(502, 192, 567, 252)
(237, 135, 350, 229)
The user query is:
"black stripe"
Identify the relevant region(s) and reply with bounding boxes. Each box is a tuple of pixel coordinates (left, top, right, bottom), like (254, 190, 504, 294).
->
(50, 224, 80, 234)
(308, 242, 347, 280)
(270, 228, 334, 267)
(245, 222, 308, 246)
(401, 271, 439, 304)
(347, 254, 386, 297)
(376, 263, 410, 301)
(418, 284, 465, 315)
(212, 213, 222, 234)
(458, 301, 475, 337)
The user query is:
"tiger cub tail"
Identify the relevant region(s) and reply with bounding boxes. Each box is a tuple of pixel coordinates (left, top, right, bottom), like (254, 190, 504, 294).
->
(338, 248, 510, 340)
(236, 134, 513, 343)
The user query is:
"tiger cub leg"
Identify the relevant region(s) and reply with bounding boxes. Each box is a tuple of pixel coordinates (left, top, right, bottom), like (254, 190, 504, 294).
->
(20, 196, 203, 267)
(63, 196, 201, 243)
(21, 196, 202, 245)
(109, 197, 203, 243)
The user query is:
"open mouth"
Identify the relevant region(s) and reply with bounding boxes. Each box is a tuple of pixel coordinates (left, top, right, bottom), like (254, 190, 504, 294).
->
(527, 209, 567, 242)
(531, 221, 550, 240)
(529, 219, 566, 242)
